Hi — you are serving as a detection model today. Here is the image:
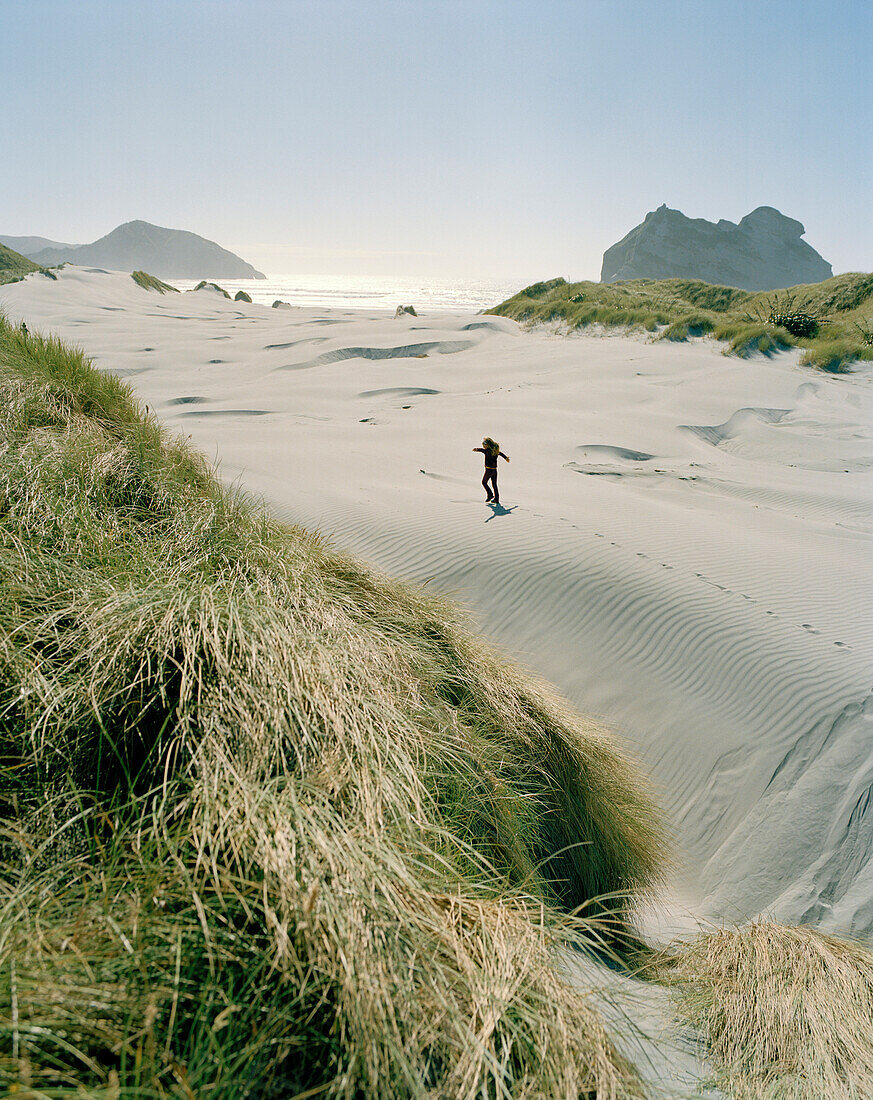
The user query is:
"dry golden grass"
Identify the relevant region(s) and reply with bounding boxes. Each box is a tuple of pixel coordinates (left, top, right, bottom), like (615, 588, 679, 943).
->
(657, 920, 873, 1099)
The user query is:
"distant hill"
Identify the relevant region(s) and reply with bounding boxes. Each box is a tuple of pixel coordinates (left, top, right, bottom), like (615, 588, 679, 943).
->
(0, 234, 75, 255)
(18, 220, 265, 280)
(0, 242, 42, 285)
(601, 205, 832, 291)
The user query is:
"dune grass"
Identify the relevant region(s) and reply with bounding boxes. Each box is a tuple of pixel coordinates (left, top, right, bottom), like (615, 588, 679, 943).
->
(131, 270, 179, 294)
(0, 315, 666, 1096)
(655, 921, 873, 1099)
(0, 244, 43, 286)
(190, 279, 231, 298)
(490, 273, 873, 372)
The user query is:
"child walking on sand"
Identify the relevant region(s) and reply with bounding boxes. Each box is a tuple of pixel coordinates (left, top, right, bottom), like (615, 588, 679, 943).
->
(472, 437, 509, 503)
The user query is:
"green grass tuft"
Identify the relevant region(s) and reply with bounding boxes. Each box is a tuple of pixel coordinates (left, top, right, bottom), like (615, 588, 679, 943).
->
(800, 337, 873, 373)
(190, 280, 231, 298)
(0, 313, 664, 1096)
(131, 270, 179, 294)
(661, 313, 716, 341)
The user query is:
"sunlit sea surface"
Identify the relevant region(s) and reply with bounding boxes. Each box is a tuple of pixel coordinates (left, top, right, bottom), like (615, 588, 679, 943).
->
(172, 273, 527, 312)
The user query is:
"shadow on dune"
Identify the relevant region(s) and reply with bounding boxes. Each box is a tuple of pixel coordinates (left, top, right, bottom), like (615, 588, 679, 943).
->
(485, 502, 517, 521)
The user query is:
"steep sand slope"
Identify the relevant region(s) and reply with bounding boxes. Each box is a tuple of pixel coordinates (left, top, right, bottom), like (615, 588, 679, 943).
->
(4, 266, 872, 940)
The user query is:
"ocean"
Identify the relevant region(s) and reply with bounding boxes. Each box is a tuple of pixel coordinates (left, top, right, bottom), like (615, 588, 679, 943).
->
(171, 273, 527, 312)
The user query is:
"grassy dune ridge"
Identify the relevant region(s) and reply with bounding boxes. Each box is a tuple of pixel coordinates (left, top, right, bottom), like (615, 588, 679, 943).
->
(0, 315, 665, 1096)
(0, 244, 44, 286)
(489, 273, 873, 372)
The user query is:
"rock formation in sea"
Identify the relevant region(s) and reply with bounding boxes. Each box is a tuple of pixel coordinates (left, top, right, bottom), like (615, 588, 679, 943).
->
(8, 221, 265, 280)
(601, 205, 832, 291)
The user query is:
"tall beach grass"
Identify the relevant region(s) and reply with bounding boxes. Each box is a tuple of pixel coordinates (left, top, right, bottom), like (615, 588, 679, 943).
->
(0, 315, 666, 1096)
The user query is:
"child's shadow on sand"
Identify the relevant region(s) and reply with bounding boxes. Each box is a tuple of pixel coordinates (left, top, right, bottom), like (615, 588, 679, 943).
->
(485, 502, 517, 522)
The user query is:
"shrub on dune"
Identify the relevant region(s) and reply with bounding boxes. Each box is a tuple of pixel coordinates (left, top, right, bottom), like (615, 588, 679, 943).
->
(0, 316, 664, 1096)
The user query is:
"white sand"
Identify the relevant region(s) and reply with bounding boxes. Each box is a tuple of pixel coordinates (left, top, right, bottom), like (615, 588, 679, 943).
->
(4, 266, 873, 943)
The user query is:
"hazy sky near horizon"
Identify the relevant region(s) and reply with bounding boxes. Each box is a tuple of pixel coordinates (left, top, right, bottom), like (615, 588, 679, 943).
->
(3, 0, 871, 280)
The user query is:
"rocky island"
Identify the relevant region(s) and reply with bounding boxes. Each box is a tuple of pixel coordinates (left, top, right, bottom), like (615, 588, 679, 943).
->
(601, 204, 832, 291)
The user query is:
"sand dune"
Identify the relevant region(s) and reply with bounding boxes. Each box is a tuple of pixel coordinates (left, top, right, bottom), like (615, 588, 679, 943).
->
(4, 265, 872, 939)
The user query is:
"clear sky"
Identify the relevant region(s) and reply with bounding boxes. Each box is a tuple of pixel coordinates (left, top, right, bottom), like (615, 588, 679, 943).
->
(2, 0, 871, 280)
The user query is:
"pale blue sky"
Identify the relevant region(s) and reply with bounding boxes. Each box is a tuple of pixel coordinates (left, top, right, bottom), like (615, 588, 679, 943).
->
(3, 0, 871, 279)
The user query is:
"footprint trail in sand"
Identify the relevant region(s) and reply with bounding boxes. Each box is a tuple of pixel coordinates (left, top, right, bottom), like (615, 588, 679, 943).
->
(4, 266, 872, 939)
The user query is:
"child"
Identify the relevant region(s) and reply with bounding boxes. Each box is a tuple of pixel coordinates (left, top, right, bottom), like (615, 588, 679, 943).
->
(472, 437, 509, 503)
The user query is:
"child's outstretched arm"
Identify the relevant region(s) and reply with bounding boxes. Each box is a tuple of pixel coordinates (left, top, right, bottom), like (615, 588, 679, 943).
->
(472, 447, 485, 454)
(499, 451, 510, 462)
